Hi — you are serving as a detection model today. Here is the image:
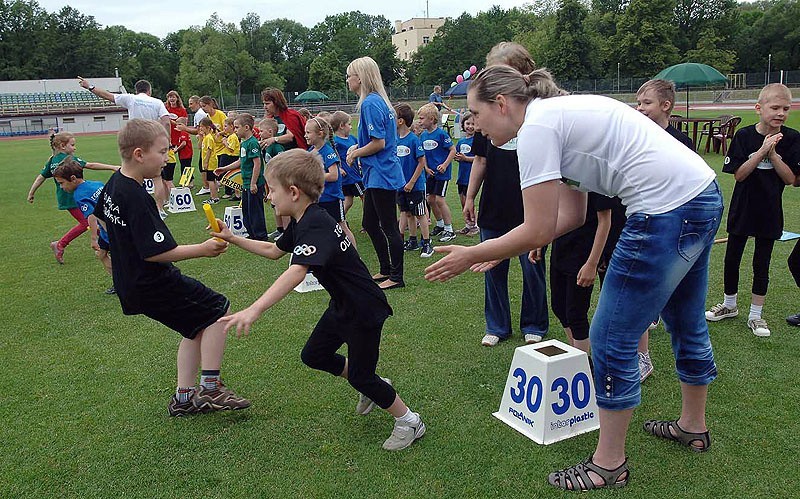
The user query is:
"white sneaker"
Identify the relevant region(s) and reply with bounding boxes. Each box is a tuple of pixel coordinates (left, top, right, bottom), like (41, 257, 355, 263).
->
(705, 303, 738, 321)
(355, 377, 392, 415)
(638, 352, 654, 382)
(382, 414, 425, 451)
(159, 210, 168, 220)
(748, 318, 771, 337)
(481, 334, 500, 347)
(647, 318, 660, 331)
(524, 333, 543, 344)
(196, 187, 211, 195)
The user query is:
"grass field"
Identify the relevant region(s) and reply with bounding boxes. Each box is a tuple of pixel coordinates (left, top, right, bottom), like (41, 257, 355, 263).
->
(2, 108, 800, 498)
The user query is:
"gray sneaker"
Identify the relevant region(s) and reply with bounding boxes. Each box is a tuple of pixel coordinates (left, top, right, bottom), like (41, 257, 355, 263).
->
(638, 352, 654, 382)
(748, 317, 771, 337)
(439, 230, 456, 242)
(382, 414, 426, 451)
(705, 303, 738, 322)
(356, 377, 392, 415)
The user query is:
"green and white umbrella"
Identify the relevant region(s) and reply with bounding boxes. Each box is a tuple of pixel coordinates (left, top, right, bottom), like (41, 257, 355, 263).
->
(653, 62, 728, 118)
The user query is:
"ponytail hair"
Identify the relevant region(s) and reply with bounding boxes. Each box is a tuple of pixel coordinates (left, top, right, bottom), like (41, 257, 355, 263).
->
(486, 42, 536, 74)
(470, 65, 566, 106)
(198, 117, 218, 133)
(308, 116, 336, 152)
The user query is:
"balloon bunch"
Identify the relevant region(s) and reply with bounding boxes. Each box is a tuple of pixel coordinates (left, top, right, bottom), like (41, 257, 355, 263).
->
(450, 65, 478, 87)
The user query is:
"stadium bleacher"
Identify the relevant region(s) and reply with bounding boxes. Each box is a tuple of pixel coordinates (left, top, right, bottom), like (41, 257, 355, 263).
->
(0, 91, 122, 117)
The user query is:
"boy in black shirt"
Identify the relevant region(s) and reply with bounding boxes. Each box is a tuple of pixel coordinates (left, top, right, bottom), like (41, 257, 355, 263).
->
(706, 84, 800, 337)
(95, 119, 250, 416)
(214, 149, 425, 451)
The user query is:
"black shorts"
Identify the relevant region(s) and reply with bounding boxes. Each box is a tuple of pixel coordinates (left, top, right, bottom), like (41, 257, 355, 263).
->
(140, 274, 230, 339)
(205, 169, 218, 182)
(179, 157, 193, 170)
(457, 183, 468, 196)
(162, 162, 176, 181)
(396, 190, 426, 216)
(98, 237, 110, 251)
(319, 199, 346, 222)
(427, 179, 449, 197)
(342, 182, 365, 198)
(550, 266, 593, 341)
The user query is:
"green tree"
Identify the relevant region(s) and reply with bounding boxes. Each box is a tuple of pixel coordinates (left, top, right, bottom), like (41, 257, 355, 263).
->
(308, 50, 345, 93)
(733, 0, 800, 72)
(684, 27, 736, 73)
(543, 0, 597, 80)
(609, 0, 681, 77)
(673, 0, 738, 54)
(0, 0, 52, 79)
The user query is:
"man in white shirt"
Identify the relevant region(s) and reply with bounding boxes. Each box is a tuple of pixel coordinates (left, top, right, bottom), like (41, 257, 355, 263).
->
(78, 77, 171, 217)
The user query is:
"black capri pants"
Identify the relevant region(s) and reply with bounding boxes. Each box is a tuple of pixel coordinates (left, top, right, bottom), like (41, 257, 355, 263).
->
(300, 308, 396, 409)
(362, 188, 404, 284)
(789, 239, 800, 288)
(723, 233, 775, 296)
(550, 267, 593, 341)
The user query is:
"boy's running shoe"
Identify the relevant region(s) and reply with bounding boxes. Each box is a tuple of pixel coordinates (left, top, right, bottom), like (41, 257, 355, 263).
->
(268, 230, 282, 241)
(748, 318, 771, 337)
(430, 226, 444, 237)
(203, 198, 220, 205)
(638, 352, 654, 382)
(168, 394, 206, 417)
(420, 241, 435, 258)
(786, 313, 800, 327)
(466, 227, 480, 237)
(403, 239, 420, 251)
(104, 286, 116, 295)
(439, 230, 456, 242)
(705, 303, 738, 321)
(50, 241, 65, 264)
(196, 187, 211, 195)
(193, 385, 251, 412)
(382, 414, 426, 451)
(356, 377, 392, 415)
(458, 226, 471, 235)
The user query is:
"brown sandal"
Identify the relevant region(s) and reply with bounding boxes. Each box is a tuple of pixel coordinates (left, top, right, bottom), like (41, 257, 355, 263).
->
(547, 455, 629, 491)
(643, 419, 711, 452)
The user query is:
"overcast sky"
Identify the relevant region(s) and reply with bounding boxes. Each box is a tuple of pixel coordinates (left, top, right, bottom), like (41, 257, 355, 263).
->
(36, 1, 528, 38)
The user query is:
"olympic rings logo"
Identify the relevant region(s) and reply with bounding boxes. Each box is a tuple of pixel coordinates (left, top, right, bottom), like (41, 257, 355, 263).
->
(293, 244, 317, 256)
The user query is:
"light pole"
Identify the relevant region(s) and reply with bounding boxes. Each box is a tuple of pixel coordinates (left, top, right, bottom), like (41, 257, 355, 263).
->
(766, 53, 772, 84)
(617, 62, 620, 94)
(218, 80, 225, 110)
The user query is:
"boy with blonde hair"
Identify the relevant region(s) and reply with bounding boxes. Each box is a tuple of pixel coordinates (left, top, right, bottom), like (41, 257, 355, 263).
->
(418, 103, 457, 242)
(706, 83, 800, 337)
(95, 119, 250, 416)
(215, 149, 426, 451)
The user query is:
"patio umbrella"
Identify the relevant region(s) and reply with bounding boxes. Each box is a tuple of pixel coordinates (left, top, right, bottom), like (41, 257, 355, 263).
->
(445, 80, 470, 96)
(295, 90, 329, 102)
(653, 62, 728, 118)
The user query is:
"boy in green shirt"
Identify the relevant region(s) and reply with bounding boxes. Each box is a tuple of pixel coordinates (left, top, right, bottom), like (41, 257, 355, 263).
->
(215, 113, 268, 240)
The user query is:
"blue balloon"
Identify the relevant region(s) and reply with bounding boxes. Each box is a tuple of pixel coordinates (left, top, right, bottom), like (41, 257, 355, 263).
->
(463, 70, 471, 80)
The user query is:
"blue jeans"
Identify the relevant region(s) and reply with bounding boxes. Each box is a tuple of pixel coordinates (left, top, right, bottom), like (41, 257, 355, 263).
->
(591, 181, 723, 410)
(242, 184, 268, 241)
(481, 228, 549, 339)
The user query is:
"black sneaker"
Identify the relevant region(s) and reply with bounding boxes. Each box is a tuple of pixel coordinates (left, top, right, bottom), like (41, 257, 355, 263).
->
(420, 241, 434, 258)
(403, 239, 419, 251)
(430, 226, 444, 237)
(168, 394, 204, 417)
(193, 385, 251, 412)
(787, 313, 800, 327)
(104, 286, 116, 295)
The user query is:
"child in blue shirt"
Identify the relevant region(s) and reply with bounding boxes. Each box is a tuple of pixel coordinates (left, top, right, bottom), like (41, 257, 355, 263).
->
(418, 103, 456, 242)
(394, 103, 434, 258)
(53, 158, 114, 293)
(454, 112, 477, 236)
(306, 116, 357, 247)
(330, 110, 365, 217)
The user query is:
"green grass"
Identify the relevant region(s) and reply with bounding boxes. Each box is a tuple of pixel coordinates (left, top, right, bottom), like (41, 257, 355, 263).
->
(2, 108, 800, 498)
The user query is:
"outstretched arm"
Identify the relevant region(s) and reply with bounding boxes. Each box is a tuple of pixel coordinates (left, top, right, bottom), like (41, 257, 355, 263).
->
(217, 264, 308, 337)
(144, 238, 228, 263)
(78, 77, 116, 104)
(212, 219, 286, 259)
(28, 174, 47, 202)
(85, 162, 120, 172)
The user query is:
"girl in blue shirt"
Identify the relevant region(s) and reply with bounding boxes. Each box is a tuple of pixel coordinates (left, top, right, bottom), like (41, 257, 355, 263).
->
(455, 112, 477, 235)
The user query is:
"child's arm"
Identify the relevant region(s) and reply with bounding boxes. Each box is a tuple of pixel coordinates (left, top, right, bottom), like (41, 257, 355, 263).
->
(576, 209, 612, 287)
(733, 133, 789, 183)
(250, 157, 262, 194)
(217, 264, 308, 337)
(175, 137, 186, 152)
(455, 152, 475, 163)
(324, 162, 340, 182)
(767, 138, 796, 185)
(406, 156, 426, 192)
(27, 175, 47, 202)
(215, 158, 241, 176)
(85, 162, 120, 172)
(144, 238, 227, 263)
(463, 155, 486, 226)
(87, 214, 101, 251)
(347, 138, 384, 165)
(437, 144, 457, 173)
(212, 219, 286, 259)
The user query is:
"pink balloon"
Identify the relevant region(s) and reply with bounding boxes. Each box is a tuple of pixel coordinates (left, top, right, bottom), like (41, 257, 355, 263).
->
(470, 65, 477, 74)
(456, 75, 464, 83)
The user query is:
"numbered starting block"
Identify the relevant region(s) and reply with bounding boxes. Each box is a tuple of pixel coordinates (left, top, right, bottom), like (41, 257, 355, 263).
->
(294, 271, 324, 293)
(143, 177, 155, 195)
(168, 187, 196, 213)
(223, 206, 249, 238)
(493, 339, 599, 445)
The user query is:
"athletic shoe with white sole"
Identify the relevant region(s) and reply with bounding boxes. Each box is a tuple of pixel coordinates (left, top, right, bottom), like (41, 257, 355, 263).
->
(420, 241, 434, 258)
(705, 303, 738, 321)
(382, 414, 426, 451)
(356, 377, 392, 415)
(430, 226, 444, 237)
(481, 334, 500, 346)
(748, 318, 771, 337)
(439, 230, 456, 242)
(196, 187, 211, 195)
(638, 351, 654, 382)
(192, 385, 251, 412)
(524, 333, 543, 344)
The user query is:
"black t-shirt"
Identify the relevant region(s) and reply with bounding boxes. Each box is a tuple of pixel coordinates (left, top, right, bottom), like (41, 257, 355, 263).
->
(276, 204, 392, 325)
(666, 124, 694, 150)
(602, 197, 627, 264)
(551, 192, 615, 273)
(94, 171, 180, 314)
(723, 125, 800, 239)
(472, 132, 525, 232)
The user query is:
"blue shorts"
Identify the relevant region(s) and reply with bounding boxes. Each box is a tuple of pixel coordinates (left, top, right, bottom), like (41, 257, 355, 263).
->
(591, 180, 723, 410)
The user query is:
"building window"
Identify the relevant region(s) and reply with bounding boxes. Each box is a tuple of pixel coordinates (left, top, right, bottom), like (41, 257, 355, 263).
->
(423, 36, 430, 44)
(62, 117, 75, 124)
(404, 39, 408, 46)
(122, 114, 129, 120)
(93, 116, 106, 122)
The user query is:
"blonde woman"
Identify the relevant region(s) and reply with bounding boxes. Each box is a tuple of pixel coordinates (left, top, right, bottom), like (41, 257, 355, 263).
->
(427, 65, 722, 491)
(345, 56, 406, 289)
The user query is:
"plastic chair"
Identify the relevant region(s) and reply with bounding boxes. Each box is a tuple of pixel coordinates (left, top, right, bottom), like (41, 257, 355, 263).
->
(706, 116, 741, 155)
(700, 115, 732, 152)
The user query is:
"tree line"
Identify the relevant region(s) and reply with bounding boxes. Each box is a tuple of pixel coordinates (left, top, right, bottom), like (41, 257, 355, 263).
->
(0, 0, 797, 100)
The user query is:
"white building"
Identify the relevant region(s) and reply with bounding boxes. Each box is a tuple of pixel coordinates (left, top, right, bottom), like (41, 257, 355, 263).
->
(392, 18, 447, 62)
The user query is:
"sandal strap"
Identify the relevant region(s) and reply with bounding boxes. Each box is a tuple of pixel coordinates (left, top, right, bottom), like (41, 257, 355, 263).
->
(644, 419, 711, 452)
(548, 456, 629, 491)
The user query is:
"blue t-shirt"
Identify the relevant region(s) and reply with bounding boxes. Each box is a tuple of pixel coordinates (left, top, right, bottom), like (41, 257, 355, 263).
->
(397, 132, 426, 192)
(456, 136, 475, 185)
(357, 93, 405, 190)
(429, 93, 444, 107)
(314, 142, 344, 202)
(73, 180, 109, 243)
(333, 134, 362, 185)
(420, 127, 454, 181)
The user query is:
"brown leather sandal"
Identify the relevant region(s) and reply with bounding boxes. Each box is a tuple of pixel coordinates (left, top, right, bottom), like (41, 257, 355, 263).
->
(643, 419, 711, 452)
(547, 455, 629, 491)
